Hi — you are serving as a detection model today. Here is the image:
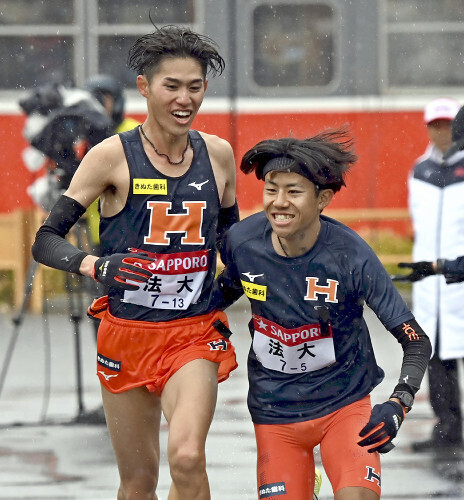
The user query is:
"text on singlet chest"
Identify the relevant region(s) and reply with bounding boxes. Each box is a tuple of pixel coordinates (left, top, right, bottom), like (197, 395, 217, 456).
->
(133, 178, 167, 195)
(253, 314, 333, 346)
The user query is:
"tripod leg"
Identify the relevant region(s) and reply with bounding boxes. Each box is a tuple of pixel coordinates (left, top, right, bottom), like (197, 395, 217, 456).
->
(0, 259, 39, 399)
(65, 271, 86, 417)
(62, 219, 108, 424)
(67, 219, 99, 421)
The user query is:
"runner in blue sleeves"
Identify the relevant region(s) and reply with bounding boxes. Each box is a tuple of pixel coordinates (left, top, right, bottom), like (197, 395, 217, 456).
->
(212, 130, 432, 500)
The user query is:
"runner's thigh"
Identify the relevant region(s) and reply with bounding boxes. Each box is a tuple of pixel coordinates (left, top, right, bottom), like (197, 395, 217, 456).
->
(320, 397, 381, 497)
(161, 358, 219, 446)
(254, 421, 318, 500)
(102, 385, 162, 479)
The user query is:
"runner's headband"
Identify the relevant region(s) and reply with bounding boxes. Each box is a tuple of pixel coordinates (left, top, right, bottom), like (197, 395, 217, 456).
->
(262, 156, 308, 179)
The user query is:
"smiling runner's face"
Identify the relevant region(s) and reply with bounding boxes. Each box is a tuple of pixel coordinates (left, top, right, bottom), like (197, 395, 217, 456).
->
(137, 57, 208, 138)
(263, 170, 334, 256)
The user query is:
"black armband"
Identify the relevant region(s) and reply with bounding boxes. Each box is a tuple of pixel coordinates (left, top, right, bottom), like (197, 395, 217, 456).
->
(216, 201, 239, 255)
(389, 318, 432, 396)
(32, 195, 89, 274)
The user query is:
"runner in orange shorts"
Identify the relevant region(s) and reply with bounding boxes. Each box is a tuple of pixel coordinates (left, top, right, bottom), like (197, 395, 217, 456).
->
(212, 132, 432, 499)
(32, 25, 239, 500)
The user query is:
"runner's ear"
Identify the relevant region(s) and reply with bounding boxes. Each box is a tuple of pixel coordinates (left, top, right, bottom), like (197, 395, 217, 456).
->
(318, 189, 334, 211)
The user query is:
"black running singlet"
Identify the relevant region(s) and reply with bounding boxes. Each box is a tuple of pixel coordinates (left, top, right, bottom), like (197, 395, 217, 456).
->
(100, 128, 221, 322)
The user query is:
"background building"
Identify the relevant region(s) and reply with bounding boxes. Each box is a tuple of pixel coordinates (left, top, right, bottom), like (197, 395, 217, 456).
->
(1, 0, 463, 230)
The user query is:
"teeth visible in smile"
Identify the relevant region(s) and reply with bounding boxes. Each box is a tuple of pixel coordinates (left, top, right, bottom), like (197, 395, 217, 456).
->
(274, 214, 293, 220)
(174, 111, 190, 117)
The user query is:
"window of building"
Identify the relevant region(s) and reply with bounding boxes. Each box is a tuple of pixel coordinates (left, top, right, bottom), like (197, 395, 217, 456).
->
(383, 0, 464, 89)
(98, 0, 194, 24)
(0, 0, 75, 89)
(95, 0, 196, 87)
(252, 3, 335, 88)
(0, 0, 196, 91)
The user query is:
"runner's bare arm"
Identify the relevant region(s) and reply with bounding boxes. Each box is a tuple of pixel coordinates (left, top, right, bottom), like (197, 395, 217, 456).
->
(68, 135, 131, 276)
(32, 136, 130, 277)
(64, 135, 128, 212)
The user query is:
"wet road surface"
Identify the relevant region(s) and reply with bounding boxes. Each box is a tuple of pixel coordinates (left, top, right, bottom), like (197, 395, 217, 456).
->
(1, 296, 464, 499)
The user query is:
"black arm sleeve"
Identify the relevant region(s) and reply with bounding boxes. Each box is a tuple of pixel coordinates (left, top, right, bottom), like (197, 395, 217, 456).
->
(216, 201, 239, 257)
(210, 225, 244, 311)
(211, 265, 245, 310)
(31, 194, 89, 274)
(389, 317, 432, 397)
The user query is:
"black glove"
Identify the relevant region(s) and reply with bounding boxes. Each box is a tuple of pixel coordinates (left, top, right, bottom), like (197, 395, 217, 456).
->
(358, 401, 405, 454)
(394, 261, 435, 282)
(93, 252, 154, 291)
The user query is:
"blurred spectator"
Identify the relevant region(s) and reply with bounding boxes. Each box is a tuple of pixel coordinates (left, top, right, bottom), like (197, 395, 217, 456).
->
(407, 97, 464, 452)
(85, 74, 140, 253)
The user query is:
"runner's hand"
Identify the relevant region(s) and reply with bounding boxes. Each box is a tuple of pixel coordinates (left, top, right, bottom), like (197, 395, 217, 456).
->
(358, 401, 405, 454)
(92, 252, 153, 291)
(394, 261, 435, 282)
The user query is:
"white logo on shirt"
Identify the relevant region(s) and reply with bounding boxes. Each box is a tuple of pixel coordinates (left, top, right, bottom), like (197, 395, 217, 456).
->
(242, 272, 264, 282)
(188, 180, 209, 191)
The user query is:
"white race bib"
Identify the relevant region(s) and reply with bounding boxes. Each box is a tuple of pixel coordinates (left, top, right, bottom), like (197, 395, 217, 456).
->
(252, 314, 336, 373)
(123, 249, 209, 310)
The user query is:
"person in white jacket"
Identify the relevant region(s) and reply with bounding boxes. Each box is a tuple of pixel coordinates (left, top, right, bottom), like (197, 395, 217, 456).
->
(402, 97, 464, 452)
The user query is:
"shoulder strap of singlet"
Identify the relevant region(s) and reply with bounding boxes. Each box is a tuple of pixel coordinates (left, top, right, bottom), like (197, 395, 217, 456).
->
(118, 126, 141, 168)
(118, 125, 140, 142)
(189, 129, 202, 141)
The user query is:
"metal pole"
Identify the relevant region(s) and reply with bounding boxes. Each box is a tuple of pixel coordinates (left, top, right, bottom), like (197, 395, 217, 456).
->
(227, 0, 238, 154)
(65, 270, 85, 417)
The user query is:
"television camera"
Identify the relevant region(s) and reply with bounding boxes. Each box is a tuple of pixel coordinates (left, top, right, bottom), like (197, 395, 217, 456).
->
(20, 83, 112, 211)
(1, 84, 114, 423)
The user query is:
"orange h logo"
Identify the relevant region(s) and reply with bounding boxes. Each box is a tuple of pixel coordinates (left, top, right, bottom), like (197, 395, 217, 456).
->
(144, 201, 206, 245)
(305, 277, 339, 303)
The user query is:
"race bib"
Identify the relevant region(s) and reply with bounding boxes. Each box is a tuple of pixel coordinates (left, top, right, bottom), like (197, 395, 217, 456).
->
(123, 249, 209, 310)
(252, 314, 336, 373)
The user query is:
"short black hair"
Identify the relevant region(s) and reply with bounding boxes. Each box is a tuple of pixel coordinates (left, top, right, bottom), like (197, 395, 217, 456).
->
(452, 105, 464, 143)
(240, 128, 357, 192)
(127, 24, 225, 81)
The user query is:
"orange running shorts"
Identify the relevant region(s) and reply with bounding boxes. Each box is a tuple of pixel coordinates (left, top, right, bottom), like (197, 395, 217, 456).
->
(254, 395, 381, 499)
(91, 297, 237, 395)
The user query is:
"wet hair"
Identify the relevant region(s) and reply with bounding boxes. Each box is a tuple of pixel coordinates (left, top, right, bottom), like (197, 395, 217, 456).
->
(127, 24, 225, 81)
(240, 128, 357, 192)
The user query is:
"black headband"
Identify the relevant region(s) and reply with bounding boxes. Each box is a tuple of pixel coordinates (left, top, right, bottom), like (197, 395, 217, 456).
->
(262, 156, 308, 179)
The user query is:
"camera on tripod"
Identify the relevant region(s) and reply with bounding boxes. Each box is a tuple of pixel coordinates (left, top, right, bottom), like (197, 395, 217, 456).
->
(0, 85, 113, 422)
(20, 82, 112, 211)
